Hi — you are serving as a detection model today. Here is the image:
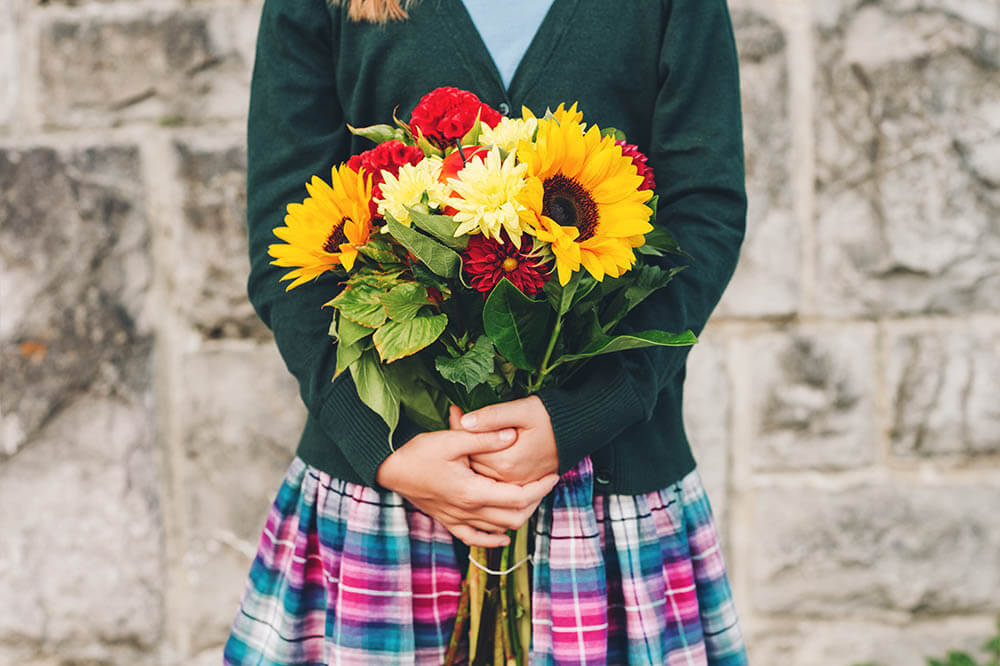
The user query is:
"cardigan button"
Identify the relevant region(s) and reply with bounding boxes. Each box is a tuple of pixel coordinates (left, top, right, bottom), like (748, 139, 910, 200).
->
(498, 102, 510, 116)
(595, 469, 611, 485)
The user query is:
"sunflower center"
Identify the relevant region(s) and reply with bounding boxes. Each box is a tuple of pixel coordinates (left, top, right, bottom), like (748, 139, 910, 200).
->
(323, 220, 350, 253)
(501, 257, 519, 272)
(542, 174, 599, 241)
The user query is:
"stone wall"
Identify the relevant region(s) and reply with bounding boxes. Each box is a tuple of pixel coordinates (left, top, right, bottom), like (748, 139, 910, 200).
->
(1, 0, 997, 663)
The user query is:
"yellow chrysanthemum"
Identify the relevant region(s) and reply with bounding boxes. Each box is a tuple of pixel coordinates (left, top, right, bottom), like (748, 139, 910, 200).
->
(478, 116, 538, 154)
(518, 115, 653, 285)
(268, 164, 373, 290)
(375, 156, 449, 226)
(445, 147, 536, 248)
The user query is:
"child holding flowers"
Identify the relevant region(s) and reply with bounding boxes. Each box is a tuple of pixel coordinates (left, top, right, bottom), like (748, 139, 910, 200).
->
(224, 0, 749, 664)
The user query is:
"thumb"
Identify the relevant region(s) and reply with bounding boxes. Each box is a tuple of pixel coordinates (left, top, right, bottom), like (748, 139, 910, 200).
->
(459, 399, 532, 432)
(446, 427, 517, 459)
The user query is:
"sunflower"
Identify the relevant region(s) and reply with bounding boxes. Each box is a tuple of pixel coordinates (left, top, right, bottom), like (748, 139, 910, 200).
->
(269, 164, 374, 290)
(517, 113, 653, 285)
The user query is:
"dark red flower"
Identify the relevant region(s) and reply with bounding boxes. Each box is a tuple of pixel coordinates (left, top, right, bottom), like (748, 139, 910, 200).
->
(347, 140, 425, 217)
(616, 140, 656, 191)
(410, 87, 503, 150)
(462, 231, 551, 298)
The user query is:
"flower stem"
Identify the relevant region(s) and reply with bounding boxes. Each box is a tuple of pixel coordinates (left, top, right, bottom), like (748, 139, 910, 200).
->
(444, 574, 471, 666)
(527, 313, 563, 393)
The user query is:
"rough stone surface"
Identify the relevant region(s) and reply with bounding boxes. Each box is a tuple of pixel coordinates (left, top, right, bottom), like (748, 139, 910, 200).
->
(744, 325, 877, 471)
(888, 325, 1000, 458)
(37, 8, 257, 127)
(683, 336, 731, 536)
(174, 137, 268, 340)
(0, 0, 15, 128)
(1, 145, 150, 457)
(178, 346, 303, 651)
(750, 617, 1000, 666)
(717, 8, 798, 318)
(815, 2, 1000, 317)
(753, 483, 1000, 615)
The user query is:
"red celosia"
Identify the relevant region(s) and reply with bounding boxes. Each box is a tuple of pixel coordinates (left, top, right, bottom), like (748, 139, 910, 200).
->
(410, 87, 503, 150)
(616, 140, 656, 191)
(462, 232, 551, 298)
(347, 140, 425, 217)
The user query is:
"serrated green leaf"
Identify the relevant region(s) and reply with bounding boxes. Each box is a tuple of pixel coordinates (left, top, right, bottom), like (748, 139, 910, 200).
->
(384, 356, 448, 431)
(384, 214, 462, 279)
(600, 263, 686, 332)
(347, 123, 405, 144)
(600, 126, 626, 142)
(338, 316, 373, 347)
(328, 281, 387, 328)
(351, 349, 400, 445)
(381, 282, 431, 321)
(357, 236, 401, 264)
(549, 329, 697, 369)
(408, 207, 468, 250)
(373, 313, 448, 363)
(435, 334, 495, 392)
(643, 223, 689, 258)
(482, 278, 553, 372)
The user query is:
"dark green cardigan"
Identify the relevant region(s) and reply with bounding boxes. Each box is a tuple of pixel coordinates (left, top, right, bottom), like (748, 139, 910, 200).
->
(246, 0, 746, 494)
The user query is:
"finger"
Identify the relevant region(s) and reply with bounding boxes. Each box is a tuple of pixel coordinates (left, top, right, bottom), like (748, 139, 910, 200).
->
(466, 507, 535, 532)
(469, 461, 504, 482)
(446, 428, 517, 459)
(461, 398, 532, 432)
(465, 472, 559, 510)
(450, 523, 510, 549)
(448, 404, 464, 430)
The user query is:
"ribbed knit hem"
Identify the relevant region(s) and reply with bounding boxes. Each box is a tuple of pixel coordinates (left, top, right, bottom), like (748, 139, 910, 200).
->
(536, 357, 646, 476)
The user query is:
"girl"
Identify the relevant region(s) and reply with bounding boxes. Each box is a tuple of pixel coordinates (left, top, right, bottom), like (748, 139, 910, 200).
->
(224, 0, 749, 663)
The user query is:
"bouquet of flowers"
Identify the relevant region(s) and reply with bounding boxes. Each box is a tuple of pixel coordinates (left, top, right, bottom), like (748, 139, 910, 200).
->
(268, 86, 695, 665)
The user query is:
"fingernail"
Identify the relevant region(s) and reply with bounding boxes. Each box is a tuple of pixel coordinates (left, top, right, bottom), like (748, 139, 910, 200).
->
(461, 414, 477, 428)
(499, 429, 515, 442)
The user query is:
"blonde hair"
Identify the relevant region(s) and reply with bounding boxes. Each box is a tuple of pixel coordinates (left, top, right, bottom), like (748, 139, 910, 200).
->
(331, 0, 416, 23)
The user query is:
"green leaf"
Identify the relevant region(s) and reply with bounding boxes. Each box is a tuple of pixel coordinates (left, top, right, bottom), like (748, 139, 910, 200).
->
(347, 123, 405, 144)
(337, 316, 372, 347)
(328, 281, 387, 328)
(357, 236, 401, 265)
(460, 115, 483, 147)
(381, 282, 431, 321)
(384, 356, 449, 431)
(351, 349, 400, 445)
(336, 339, 364, 376)
(435, 334, 495, 392)
(408, 207, 469, 250)
(601, 263, 686, 332)
(373, 312, 448, 363)
(549, 329, 697, 369)
(600, 126, 627, 142)
(643, 223, 689, 257)
(482, 278, 553, 372)
(384, 214, 462, 279)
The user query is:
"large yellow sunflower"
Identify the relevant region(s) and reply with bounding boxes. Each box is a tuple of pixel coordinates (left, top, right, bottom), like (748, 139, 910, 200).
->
(269, 164, 374, 290)
(517, 113, 653, 285)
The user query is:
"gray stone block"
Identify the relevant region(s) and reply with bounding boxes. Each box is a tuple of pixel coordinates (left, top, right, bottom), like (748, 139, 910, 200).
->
(174, 137, 268, 340)
(744, 325, 877, 471)
(888, 325, 1000, 457)
(753, 483, 1000, 614)
(1, 145, 149, 457)
(718, 8, 799, 318)
(37, 8, 257, 127)
(177, 346, 304, 651)
(0, 0, 14, 128)
(814, 3, 1000, 316)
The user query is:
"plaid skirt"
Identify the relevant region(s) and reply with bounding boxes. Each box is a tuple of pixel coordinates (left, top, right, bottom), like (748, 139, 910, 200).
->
(223, 455, 747, 665)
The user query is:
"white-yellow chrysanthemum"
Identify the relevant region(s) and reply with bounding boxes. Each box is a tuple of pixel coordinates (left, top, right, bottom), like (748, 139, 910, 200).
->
(478, 116, 538, 154)
(375, 156, 449, 226)
(445, 147, 536, 248)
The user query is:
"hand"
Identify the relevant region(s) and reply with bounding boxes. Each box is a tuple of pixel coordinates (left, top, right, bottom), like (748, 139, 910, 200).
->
(451, 396, 560, 486)
(376, 428, 559, 548)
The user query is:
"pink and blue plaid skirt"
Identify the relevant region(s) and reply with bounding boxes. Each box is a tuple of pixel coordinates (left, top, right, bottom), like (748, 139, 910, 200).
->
(223, 455, 747, 665)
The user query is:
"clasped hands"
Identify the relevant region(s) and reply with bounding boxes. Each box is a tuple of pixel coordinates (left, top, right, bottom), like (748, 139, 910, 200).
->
(375, 395, 560, 548)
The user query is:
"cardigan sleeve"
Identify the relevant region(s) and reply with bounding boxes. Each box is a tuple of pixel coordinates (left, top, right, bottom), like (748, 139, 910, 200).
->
(246, 0, 423, 486)
(536, 0, 747, 473)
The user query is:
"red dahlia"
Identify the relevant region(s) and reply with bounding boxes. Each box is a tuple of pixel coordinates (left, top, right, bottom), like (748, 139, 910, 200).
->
(463, 232, 551, 298)
(616, 140, 656, 191)
(347, 140, 425, 217)
(410, 87, 503, 149)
